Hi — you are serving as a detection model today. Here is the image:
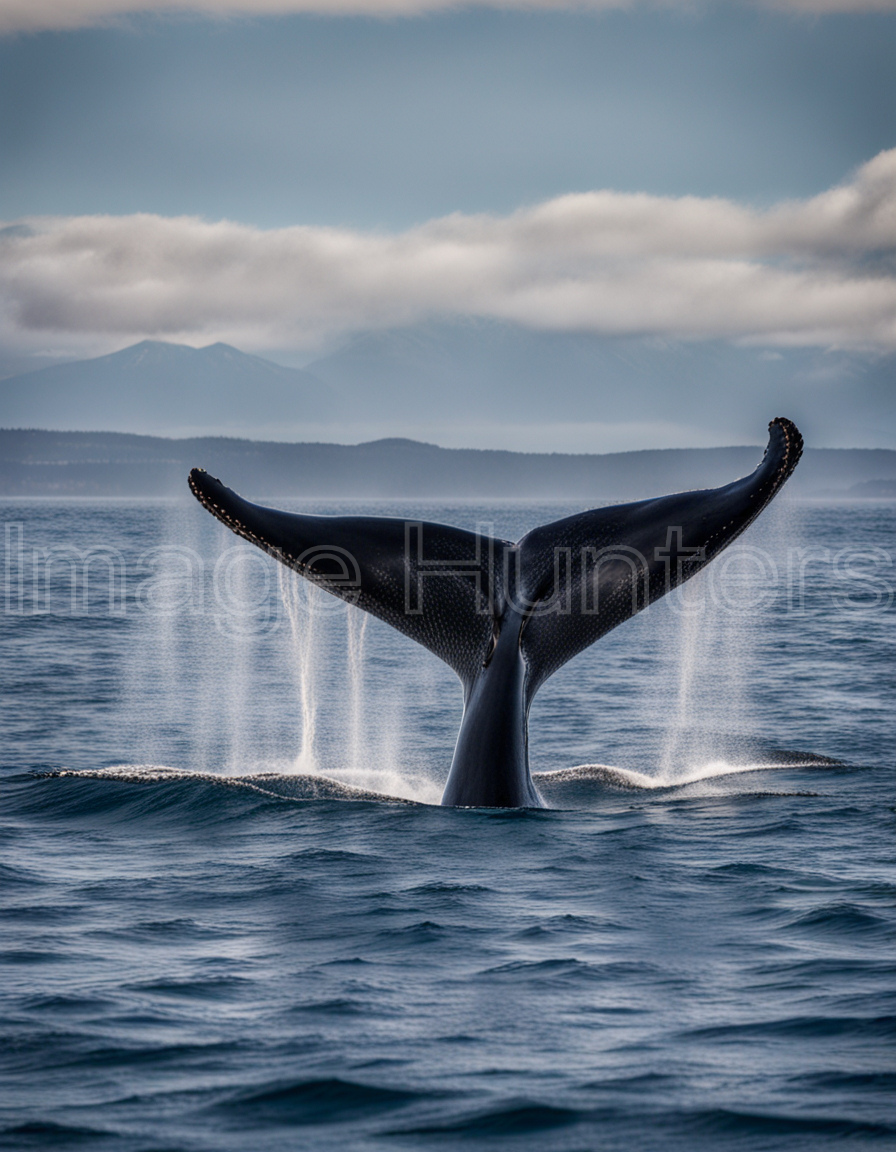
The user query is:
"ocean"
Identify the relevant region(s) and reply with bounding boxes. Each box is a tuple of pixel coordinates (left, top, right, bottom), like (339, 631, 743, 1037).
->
(1, 495, 894, 1151)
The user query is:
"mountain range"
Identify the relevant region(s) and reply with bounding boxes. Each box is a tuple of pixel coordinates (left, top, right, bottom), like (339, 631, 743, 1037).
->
(0, 340, 336, 437)
(1, 324, 894, 451)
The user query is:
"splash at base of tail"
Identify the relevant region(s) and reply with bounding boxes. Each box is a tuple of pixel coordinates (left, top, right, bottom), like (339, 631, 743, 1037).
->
(189, 418, 803, 809)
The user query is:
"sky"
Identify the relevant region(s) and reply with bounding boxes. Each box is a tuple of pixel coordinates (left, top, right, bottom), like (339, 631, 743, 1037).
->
(1, 0, 895, 447)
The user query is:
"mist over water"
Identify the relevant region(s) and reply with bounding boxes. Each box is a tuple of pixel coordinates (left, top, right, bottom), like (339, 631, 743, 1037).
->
(1, 497, 894, 1150)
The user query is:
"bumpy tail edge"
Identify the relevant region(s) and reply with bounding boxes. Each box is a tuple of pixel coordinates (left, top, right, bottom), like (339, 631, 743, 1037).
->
(764, 416, 804, 493)
(188, 467, 293, 568)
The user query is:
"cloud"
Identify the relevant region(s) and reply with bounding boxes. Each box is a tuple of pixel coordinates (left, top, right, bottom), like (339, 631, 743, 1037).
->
(2, 0, 896, 34)
(2, 150, 896, 355)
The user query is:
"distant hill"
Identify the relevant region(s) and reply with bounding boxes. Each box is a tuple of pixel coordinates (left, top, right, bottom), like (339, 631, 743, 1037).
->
(0, 340, 338, 435)
(1, 429, 893, 499)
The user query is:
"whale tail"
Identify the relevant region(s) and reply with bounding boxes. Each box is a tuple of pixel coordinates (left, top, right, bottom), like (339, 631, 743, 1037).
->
(190, 418, 801, 806)
(189, 417, 802, 698)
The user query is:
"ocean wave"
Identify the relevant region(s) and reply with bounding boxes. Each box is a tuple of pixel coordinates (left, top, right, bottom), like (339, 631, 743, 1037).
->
(125, 975, 254, 1001)
(533, 753, 841, 795)
(212, 1076, 427, 1123)
(0, 862, 44, 890)
(480, 958, 643, 989)
(41, 765, 417, 804)
(750, 957, 896, 980)
(679, 1107, 896, 1139)
(12, 755, 843, 822)
(285, 997, 371, 1017)
(0, 1120, 116, 1146)
(387, 1101, 590, 1136)
(52, 1040, 251, 1072)
(17, 994, 111, 1020)
(681, 1013, 896, 1041)
(783, 902, 894, 939)
(790, 1070, 896, 1092)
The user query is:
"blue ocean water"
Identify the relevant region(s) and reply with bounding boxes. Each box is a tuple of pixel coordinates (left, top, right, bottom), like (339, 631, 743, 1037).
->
(1, 496, 894, 1151)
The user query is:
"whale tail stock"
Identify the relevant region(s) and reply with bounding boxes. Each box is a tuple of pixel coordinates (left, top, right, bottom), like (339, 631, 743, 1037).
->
(189, 417, 802, 808)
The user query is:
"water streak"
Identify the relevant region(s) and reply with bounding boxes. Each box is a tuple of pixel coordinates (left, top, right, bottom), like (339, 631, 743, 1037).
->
(346, 606, 369, 776)
(278, 566, 323, 773)
(660, 587, 703, 780)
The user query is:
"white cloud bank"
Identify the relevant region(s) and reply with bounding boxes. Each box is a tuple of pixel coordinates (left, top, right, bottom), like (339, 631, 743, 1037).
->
(2, 149, 896, 356)
(2, 0, 896, 33)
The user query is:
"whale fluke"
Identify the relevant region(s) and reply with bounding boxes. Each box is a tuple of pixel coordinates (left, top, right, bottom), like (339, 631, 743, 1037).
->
(190, 418, 802, 808)
(516, 415, 802, 697)
(188, 467, 507, 686)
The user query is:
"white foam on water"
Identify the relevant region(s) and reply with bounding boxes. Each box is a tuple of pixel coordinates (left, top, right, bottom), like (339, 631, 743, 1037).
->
(51, 751, 826, 809)
(536, 757, 812, 793)
(48, 765, 421, 804)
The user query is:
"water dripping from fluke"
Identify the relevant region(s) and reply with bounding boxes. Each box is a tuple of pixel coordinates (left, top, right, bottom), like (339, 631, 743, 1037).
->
(278, 567, 321, 775)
